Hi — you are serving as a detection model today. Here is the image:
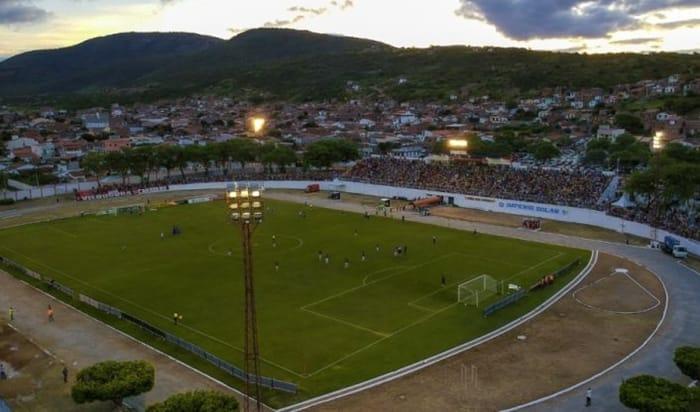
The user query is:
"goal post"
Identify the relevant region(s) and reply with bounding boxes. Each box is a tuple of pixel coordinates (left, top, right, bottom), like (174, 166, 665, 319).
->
(103, 204, 146, 216)
(457, 274, 499, 307)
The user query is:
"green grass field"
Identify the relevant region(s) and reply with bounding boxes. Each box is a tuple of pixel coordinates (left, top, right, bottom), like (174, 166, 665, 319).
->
(0, 199, 589, 407)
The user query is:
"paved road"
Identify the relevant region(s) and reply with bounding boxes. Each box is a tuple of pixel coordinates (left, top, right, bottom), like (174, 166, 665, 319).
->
(0, 271, 247, 411)
(268, 192, 700, 412)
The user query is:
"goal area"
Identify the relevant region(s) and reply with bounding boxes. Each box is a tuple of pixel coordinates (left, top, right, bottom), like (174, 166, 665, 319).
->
(458, 274, 499, 307)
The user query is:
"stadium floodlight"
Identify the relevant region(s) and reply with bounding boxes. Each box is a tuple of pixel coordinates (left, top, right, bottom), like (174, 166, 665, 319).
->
(652, 131, 665, 152)
(226, 184, 263, 224)
(225, 183, 265, 412)
(250, 116, 266, 135)
(448, 139, 468, 149)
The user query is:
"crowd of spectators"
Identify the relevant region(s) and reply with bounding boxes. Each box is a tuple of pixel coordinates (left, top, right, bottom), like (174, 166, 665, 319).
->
(609, 206, 700, 241)
(345, 158, 612, 209)
(165, 169, 338, 185)
(74, 181, 168, 201)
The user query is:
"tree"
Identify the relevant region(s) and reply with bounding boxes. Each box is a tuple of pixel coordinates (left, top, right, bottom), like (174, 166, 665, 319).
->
(106, 149, 131, 185)
(213, 141, 233, 176)
(81, 152, 108, 187)
(71, 361, 154, 407)
(129, 147, 151, 185)
(260, 144, 297, 172)
(378, 141, 399, 155)
(157, 145, 178, 181)
(229, 138, 258, 171)
(175, 146, 193, 181)
(304, 139, 359, 169)
(615, 113, 645, 135)
(619, 375, 698, 412)
(529, 141, 560, 161)
(146, 390, 239, 412)
(674, 347, 700, 381)
(584, 148, 608, 166)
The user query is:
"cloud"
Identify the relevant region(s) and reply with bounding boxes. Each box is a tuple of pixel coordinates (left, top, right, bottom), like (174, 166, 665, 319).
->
(610, 37, 663, 45)
(653, 18, 700, 29)
(0, 0, 50, 25)
(288, 6, 327, 15)
(263, 15, 305, 28)
(331, 0, 354, 9)
(455, 0, 700, 40)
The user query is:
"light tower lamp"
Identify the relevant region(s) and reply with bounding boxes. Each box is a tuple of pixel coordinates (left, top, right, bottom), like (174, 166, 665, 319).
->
(226, 183, 264, 412)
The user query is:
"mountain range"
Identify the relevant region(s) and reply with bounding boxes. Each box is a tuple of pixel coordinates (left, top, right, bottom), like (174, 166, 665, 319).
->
(0, 28, 698, 107)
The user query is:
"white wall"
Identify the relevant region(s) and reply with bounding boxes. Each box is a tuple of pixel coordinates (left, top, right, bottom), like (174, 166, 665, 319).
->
(4, 179, 699, 256)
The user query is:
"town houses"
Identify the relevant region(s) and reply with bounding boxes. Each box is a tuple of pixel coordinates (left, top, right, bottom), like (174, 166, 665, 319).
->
(1, 73, 699, 187)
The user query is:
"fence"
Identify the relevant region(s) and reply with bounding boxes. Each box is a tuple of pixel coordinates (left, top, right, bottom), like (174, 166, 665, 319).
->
(0, 256, 297, 394)
(482, 259, 582, 317)
(483, 289, 527, 317)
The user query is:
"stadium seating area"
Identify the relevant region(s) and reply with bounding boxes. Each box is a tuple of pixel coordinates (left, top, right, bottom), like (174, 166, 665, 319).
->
(345, 158, 612, 209)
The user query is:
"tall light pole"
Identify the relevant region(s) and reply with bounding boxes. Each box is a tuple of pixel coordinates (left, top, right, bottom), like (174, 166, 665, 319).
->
(226, 184, 264, 412)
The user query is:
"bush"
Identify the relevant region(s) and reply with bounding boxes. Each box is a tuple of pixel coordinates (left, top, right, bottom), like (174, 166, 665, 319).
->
(0, 198, 15, 205)
(147, 390, 239, 412)
(674, 346, 700, 381)
(619, 375, 697, 412)
(71, 360, 154, 405)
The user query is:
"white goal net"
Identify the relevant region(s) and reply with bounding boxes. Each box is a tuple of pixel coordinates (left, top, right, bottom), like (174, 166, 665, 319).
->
(458, 275, 499, 307)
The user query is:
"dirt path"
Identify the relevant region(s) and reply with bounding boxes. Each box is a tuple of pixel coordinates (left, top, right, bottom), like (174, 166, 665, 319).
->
(0, 270, 246, 412)
(309, 253, 665, 412)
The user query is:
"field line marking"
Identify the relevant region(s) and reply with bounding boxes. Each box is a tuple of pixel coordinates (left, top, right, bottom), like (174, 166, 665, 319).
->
(572, 270, 661, 315)
(362, 266, 408, 286)
(504, 251, 669, 412)
(407, 276, 476, 311)
(302, 254, 456, 310)
(406, 302, 437, 313)
(306, 301, 460, 377)
(301, 307, 390, 338)
(0, 245, 307, 378)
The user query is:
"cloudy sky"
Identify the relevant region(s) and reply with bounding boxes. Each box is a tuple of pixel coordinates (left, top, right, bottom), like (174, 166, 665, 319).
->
(0, 0, 699, 59)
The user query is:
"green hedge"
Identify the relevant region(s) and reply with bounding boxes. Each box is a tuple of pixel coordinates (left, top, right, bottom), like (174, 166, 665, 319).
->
(147, 390, 239, 412)
(619, 375, 697, 412)
(674, 346, 700, 381)
(72, 360, 154, 405)
(0, 198, 14, 205)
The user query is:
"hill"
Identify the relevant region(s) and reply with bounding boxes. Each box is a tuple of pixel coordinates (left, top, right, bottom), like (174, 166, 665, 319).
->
(0, 28, 698, 107)
(0, 32, 224, 97)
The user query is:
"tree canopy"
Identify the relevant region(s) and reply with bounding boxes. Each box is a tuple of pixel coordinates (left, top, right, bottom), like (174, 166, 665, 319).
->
(71, 360, 154, 406)
(146, 390, 239, 412)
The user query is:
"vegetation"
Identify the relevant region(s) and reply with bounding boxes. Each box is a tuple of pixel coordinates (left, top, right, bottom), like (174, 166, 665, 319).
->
(78, 138, 357, 183)
(1, 29, 699, 107)
(625, 143, 700, 218)
(0, 199, 588, 407)
(71, 360, 154, 406)
(674, 346, 700, 381)
(619, 375, 698, 412)
(147, 390, 239, 412)
(585, 134, 651, 170)
(303, 139, 359, 168)
(620, 346, 700, 411)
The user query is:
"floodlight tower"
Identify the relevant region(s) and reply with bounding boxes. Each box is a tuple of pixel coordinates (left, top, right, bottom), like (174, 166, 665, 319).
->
(226, 184, 264, 412)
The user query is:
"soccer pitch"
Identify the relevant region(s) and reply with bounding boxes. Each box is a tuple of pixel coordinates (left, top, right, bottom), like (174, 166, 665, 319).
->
(0, 198, 589, 407)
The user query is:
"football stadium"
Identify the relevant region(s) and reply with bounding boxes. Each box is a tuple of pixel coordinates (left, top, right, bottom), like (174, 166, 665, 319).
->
(0, 193, 589, 407)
